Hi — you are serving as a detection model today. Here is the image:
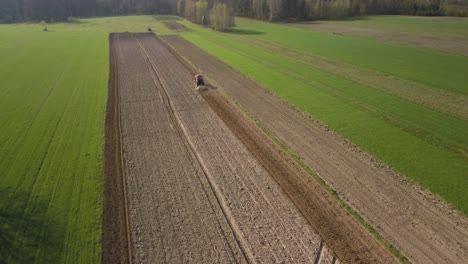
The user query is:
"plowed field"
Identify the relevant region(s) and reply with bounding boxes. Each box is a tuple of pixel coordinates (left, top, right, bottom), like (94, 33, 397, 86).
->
(105, 33, 397, 263)
(162, 35, 468, 264)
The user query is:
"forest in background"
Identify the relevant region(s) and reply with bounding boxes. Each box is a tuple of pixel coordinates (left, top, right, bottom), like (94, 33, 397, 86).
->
(1, 0, 467, 24)
(231, 0, 468, 21)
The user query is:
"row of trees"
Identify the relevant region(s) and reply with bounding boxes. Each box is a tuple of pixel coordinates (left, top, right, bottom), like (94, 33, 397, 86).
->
(0, 0, 176, 23)
(1, 0, 467, 23)
(231, 0, 468, 21)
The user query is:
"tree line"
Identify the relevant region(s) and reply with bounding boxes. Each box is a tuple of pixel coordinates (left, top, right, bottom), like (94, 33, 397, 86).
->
(0, 0, 176, 23)
(1, 0, 467, 23)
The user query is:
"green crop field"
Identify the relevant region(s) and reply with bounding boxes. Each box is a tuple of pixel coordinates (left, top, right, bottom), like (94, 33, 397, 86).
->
(323, 15, 468, 39)
(0, 16, 173, 263)
(177, 17, 468, 214)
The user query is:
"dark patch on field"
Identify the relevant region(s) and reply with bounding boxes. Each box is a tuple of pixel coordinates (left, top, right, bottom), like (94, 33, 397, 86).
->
(226, 28, 265, 35)
(163, 21, 191, 32)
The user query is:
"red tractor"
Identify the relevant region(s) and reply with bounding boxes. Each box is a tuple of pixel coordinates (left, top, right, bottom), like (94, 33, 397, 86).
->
(194, 74, 205, 90)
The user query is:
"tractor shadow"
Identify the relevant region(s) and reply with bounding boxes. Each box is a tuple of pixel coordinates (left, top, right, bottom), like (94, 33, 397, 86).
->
(226, 28, 265, 35)
(198, 84, 218, 92)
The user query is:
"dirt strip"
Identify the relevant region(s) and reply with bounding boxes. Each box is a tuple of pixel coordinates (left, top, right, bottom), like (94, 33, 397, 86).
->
(103, 33, 130, 264)
(163, 21, 191, 32)
(162, 35, 468, 264)
(288, 22, 468, 56)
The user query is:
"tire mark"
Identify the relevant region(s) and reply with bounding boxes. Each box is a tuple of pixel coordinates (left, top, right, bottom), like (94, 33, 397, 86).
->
(103, 34, 132, 264)
(115, 35, 133, 264)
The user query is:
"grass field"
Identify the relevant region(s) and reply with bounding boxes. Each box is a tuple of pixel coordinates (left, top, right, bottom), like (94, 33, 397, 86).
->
(324, 15, 468, 39)
(177, 17, 468, 214)
(0, 16, 172, 263)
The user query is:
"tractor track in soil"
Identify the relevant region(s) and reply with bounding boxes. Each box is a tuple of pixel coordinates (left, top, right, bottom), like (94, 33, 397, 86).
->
(162, 35, 468, 264)
(104, 32, 399, 263)
(103, 34, 131, 264)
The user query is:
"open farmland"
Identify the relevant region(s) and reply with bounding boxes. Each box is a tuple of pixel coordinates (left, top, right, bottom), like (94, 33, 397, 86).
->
(287, 16, 468, 56)
(176, 18, 468, 216)
(106, 32, 399, 264)
(162, 17, 468, 263)
(309, 16, 468, 39)
(2, 14, 468, 264)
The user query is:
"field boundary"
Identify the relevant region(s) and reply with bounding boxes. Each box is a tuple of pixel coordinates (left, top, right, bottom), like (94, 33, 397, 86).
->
(103, 33, 132, 264)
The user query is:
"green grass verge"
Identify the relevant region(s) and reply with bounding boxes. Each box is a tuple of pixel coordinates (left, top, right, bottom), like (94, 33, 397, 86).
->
(0, 16, 174, 263)
(178, 18, 468, 214)
(237, 18, 468, 96)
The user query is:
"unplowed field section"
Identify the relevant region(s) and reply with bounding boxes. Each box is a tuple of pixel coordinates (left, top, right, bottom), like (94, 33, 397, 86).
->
(104, 33, 397, 263)
(289, 23, 468, 56)
(162, 35, 468, 264)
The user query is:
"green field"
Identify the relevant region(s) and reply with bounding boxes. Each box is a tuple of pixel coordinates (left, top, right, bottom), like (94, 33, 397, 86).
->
(1, 14, 467, 263)
(177, 17, 468, 214)
(0, 16, 173, 263)
(322, 15, 468, 39)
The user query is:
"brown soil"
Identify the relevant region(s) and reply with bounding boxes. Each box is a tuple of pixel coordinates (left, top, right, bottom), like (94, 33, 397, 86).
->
(202, 91, 395, 263)
(103, 33, 130, 264)
(290, 22, 468, 56)
(104, 32, 398, 263)
(162, 35, 468, 264)
(163, 21, 190, 31)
